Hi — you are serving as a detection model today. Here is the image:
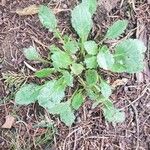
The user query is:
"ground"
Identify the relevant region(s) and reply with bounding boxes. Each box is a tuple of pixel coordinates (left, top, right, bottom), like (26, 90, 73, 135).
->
(0, 0, 150, 150)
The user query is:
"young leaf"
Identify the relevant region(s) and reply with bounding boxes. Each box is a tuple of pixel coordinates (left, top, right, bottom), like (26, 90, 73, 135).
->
(38, 5, 57, 31)
(84, 56, 97, 69)
(51, 51, 72, 69)
(105, 20, 128, 39)
(100, 80, 112, 98)
(15, 84, 41, 105)
(35, 68, 55, 78)
(82, 0, 97, 15)
(112, 39, 146, 73)
(37, 78, 66, 110)
(103, 106, 125, 123)
(97, 46, 114, 70)
(62, 71, 74, 87)
(23, 46, 41, 61)
(72, 92, 84, 110)
(63, 40, 78, 54)
(71, 3, 93, 41)
(71, 63, 84, 75)
(84, 41, 98, 55)
(85, 70, 98, 86)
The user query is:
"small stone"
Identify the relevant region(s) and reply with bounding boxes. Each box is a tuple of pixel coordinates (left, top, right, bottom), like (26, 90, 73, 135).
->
(62, 4, 67, 9)
(146, 102, 150, 108)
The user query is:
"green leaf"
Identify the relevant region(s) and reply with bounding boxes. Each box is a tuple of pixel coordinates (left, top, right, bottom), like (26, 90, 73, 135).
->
(47, 101, 69, 114)
(64, 40, 78, 54)
(48, 101, 75, 126)
(92, 96, 109, 109)
(84, 41, 98, 55)
(100, 80, 112, 98)
(105, 20, 128, 39)
(37, 78, 66, 110)
(87, 88, 99, 101)
(72, 92, 84, 110)
(85, 70, 98, 86)
(49, 44, 61, 53)
(62, 71, 74, 87)
(112, 39, 146, 73)
(71, 3, 93, 41)
(71, 63, 84, 75)
(102, 98, 114, 108)
(23, 46, 41, 61)
(97, 46, 114, 70)
(35, 68, 55, 78)
(84, 56, 97, 69)
(51, 51, 72, 69)
(60, 108, 75, 126)
(38, 5, 57, 31)
(15, 84, 41, 105)
(82, 0, 97, 15)
(103, 106, 125, 123)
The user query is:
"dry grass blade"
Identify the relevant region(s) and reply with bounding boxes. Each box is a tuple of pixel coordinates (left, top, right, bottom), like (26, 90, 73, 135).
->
(16, 4, 39, 16)
(112, 78, 128, 89)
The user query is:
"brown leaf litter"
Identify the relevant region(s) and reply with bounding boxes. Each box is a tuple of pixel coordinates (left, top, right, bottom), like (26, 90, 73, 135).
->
(1, 115, 15, 129)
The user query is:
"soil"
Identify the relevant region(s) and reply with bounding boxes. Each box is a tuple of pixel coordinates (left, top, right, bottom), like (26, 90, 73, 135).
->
(0, 0, 150, 150)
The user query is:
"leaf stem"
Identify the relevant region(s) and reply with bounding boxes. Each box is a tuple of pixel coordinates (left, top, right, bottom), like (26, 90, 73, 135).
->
(54, 29, 65, 44)
(39, 58, 51, 64)
(77, 76, 86, 88)
(80, 38, 85, 57)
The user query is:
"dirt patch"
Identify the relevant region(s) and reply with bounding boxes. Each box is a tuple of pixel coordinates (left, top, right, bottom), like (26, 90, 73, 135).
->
(0, 0, 150, 150)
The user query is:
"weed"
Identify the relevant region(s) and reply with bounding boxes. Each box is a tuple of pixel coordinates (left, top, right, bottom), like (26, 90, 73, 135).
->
(14, 0, 146, 126)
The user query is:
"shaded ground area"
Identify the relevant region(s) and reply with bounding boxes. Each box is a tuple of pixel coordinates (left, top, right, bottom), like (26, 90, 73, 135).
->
(0, 0, 150, 149)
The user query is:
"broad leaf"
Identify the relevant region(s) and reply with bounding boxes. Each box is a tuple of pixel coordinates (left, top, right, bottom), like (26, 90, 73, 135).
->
(84, 41, 98, 55)
(97, 46, 114, 70)
(15, 84, 41, 105)
(105, 20, 128, 39)
(112, 39, 146, 73)
(82, 0, 97, 15)
(35, 68, 55, 78)
(48, 101, 75, 126)
(85, 70, 98, 86)
(72, 92, 84, 110)
(84, 56, 97, 69)
(71, 63, 84, 75)
(23, 46, 41, 61)
(103, 106, 125, 123)
(100, 80, 112, 98)
(37, 78, 66, 110)
(71, 3, 93, 41)
(64, 40, 78, 54)
(60, 108, 75, 126)
(51, 51, 72, 69)
(62, 71, 74, 87)
(48, 101, 69, 114)
(38, 5, 57, 31)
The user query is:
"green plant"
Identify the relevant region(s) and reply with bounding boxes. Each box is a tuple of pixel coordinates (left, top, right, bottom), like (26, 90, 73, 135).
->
(15, 0, 146, 126)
